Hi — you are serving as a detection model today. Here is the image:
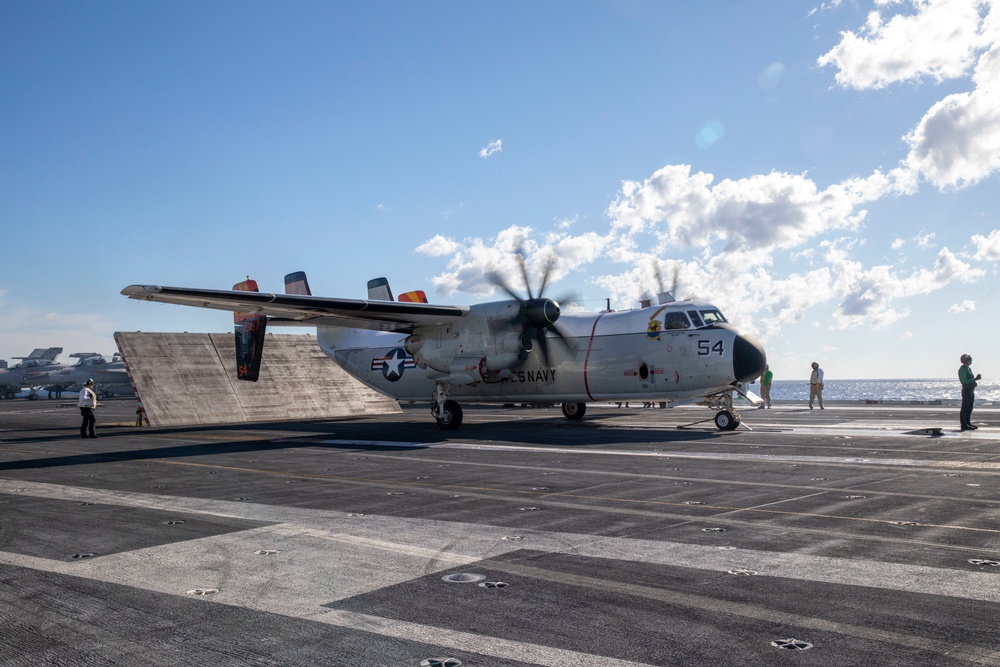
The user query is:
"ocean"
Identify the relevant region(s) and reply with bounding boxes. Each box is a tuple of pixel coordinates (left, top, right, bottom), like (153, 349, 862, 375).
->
(763, 378, 1000, 404)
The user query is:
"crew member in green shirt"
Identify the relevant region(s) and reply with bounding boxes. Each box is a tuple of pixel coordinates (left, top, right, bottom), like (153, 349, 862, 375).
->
(759, 365, 772, 409)
(958, 353, 981, 431)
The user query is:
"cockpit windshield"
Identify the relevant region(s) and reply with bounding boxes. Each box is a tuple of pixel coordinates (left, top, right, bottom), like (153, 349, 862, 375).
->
(664, 312, 691, 330)
(699, 310, 727, 325)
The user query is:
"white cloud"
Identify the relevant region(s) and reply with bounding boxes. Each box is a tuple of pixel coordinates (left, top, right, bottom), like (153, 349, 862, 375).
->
(0, 305, 117, 364)
(818, 0, 1000, 189)
(479, 139, 503, 159)
(950, 299, 977, 312)
(817, 0, 991, 90)
(416, 0, 999, 343)
(415, 234, 460, 257)
(605, 165, 896, 256)
(972, 229, 1000, 259)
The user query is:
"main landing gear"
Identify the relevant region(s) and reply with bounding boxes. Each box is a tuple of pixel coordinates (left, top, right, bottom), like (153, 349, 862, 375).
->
(561, 402, 586, 420)
(431, 382, 464, 430)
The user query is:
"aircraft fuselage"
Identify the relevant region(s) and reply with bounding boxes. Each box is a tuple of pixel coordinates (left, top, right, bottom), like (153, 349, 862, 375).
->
(320, 300, 765, 405)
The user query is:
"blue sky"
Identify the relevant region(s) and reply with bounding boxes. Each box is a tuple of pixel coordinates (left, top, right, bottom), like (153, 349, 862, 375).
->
(2, 0, 998, 381)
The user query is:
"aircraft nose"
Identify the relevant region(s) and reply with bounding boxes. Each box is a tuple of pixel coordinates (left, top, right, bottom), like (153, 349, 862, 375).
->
(733, 333, 767, 383)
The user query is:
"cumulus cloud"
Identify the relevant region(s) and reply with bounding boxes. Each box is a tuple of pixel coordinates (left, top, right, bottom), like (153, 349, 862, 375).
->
(972, 229, 1000, 259)
(817, 0, 991, 89)
(950, 299, 977, 312)
(415, 235, 460, 257)
(415, 0, 997, 342)
(819, 0, 1000, 189)
(479, 139, 503, 158)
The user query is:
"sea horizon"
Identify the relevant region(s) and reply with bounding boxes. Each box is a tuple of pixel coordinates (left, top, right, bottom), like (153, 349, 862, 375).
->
(764, 378, 1000, 404)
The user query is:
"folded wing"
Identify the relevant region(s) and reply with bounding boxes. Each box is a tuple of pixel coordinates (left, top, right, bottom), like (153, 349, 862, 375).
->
(120, 284, 467, 333)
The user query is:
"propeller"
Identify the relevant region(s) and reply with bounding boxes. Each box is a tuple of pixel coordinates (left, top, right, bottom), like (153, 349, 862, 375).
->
(488, 250, 574, 366)
(648, 261, 681, 303)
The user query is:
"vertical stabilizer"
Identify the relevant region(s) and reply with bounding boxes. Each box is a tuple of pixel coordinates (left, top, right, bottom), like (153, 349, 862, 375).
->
(398, 290, 428, 303)
(233, 278, 267, 382)
(284, 271, 312, 296)
(367, 277, 393, 301)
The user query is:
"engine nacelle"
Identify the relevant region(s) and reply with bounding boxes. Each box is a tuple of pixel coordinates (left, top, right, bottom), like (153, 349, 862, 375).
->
(483, 352, 522, 371)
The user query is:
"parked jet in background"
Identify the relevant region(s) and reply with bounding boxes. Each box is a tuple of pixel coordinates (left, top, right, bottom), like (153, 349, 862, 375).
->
(0, 347, 63, 399)
(29, 352, 132, 398)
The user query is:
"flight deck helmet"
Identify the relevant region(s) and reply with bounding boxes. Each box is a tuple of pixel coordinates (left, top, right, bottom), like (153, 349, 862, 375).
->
(960, 354, 972, 364)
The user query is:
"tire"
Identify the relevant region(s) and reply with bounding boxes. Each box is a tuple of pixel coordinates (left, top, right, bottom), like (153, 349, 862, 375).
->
(561, 402, 587, 420)
(436, 400, 464, 430)
(3, 391, 13, 400)
(714, 410, 738, 431)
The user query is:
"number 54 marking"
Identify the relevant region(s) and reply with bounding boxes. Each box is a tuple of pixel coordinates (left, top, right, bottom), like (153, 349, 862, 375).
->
(697, 340, 724, 356)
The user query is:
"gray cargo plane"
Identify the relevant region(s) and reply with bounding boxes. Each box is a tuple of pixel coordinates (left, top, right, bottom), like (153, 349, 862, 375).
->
(123, 258, 767, 430)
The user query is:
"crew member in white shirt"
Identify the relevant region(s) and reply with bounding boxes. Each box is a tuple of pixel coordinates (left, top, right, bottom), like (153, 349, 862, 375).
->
(79, 378, 98, 438)
(809, 362, 824, 410)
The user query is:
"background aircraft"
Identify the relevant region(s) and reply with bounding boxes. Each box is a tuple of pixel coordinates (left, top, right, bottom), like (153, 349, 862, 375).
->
(29, 352, 132, 399)
(123, 262, 767, 430)
(0, 348, 63, 399)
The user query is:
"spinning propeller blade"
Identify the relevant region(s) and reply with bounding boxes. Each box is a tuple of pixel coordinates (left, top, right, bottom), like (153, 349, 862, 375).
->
(487, 249, 573, 366)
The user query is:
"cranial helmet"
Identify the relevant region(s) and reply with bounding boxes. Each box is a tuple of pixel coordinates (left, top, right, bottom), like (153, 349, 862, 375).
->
(961, 354, 972, 364)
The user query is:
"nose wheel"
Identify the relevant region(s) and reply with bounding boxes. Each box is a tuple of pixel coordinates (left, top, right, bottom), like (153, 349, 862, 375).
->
(434, 400, 463, 430)
(714, 410, 741, 431)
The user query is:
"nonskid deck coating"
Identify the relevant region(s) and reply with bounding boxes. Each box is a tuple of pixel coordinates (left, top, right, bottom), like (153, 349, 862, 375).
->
(1, 399, 999, 666)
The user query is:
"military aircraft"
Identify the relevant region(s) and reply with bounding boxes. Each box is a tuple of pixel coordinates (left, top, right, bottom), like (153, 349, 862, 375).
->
(122, 263, 766, 430)
(29, 352, 132, 398)
(0, 347, 63, 399)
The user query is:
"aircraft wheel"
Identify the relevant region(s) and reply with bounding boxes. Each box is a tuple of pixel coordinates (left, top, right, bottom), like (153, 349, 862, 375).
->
(2, 391, 12, 400)
(714, 410, 739, 431)
(97, 391, 107, 400)
(561, 402, 587, 420)
(27, 393, 37, 401)
(436, 400, 464, 430)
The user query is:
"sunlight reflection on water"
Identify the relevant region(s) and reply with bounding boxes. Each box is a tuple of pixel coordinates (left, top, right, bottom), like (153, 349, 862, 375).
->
(768, 379, 1000, 403)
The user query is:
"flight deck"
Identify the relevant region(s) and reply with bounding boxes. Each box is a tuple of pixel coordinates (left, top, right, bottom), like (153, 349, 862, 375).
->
(1, 399, 999, 666)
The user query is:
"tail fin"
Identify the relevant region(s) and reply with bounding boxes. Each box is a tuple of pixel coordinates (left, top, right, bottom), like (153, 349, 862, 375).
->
(15, 347, 63, 361)
(367, 277, 393, 301)
(233, 278, 267, 382)
(398, 290, 428, 303)
(284, 271, 312, 296)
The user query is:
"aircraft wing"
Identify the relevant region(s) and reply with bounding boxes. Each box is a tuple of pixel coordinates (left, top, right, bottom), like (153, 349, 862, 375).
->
(121, 284, 468, 332)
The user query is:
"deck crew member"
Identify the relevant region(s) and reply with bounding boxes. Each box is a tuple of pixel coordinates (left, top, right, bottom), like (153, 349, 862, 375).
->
(79, 378, 98, 438)
(958, 354, 981, 431)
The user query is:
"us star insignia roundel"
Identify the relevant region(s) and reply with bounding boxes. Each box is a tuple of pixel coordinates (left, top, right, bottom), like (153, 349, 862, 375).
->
(371, 348, 416, 381)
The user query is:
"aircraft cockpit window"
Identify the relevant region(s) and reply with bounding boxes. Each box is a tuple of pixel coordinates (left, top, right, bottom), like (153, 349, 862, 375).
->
(687, 310, 704, 328)
(664, 312, 691, 330)
(700, 310, 727, 325)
